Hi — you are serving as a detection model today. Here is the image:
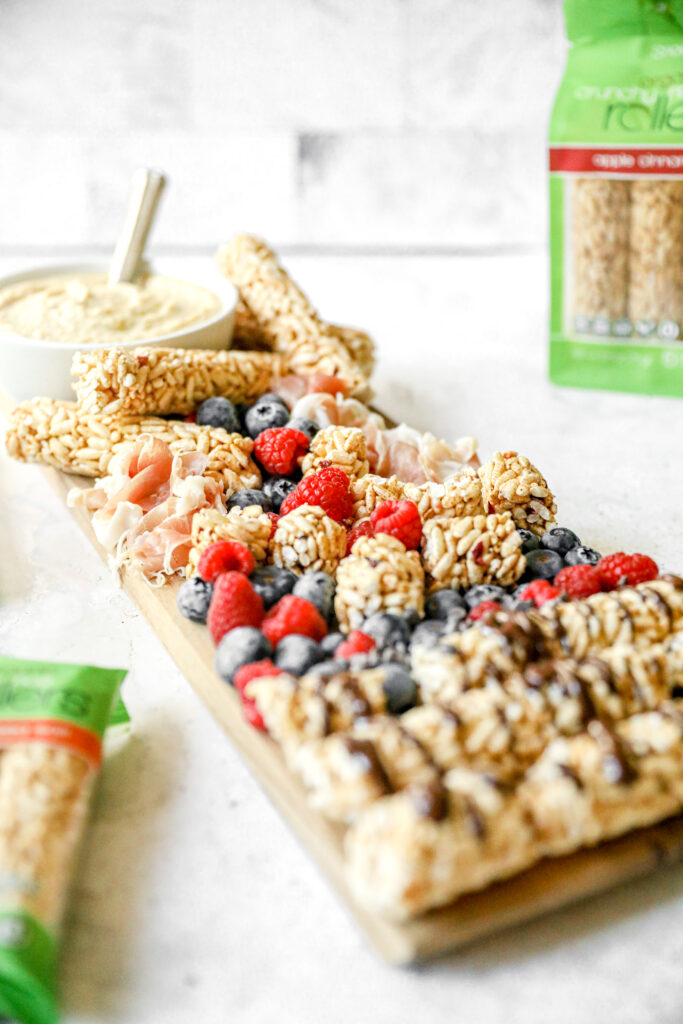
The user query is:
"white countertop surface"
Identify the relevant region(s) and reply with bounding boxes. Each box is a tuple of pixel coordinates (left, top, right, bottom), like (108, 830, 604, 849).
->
(2, 252, 683, 1024)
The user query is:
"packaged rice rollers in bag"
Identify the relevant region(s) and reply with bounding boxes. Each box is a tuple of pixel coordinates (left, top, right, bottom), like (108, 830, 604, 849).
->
(549, 0, 683, 396)
(0, 657, 127, 1024)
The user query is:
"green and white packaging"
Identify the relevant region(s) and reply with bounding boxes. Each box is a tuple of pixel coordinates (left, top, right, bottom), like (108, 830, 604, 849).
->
(0, 657, 127, 1024)
(549, 0, 683, 395)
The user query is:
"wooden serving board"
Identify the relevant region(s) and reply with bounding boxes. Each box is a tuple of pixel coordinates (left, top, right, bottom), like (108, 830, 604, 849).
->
(20, 464, 682, 963)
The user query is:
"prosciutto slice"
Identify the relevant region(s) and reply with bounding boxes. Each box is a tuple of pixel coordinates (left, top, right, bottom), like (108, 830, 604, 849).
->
(271, 373, 351, 409)
(288, 391, 478, 485)
(368, 424, 478, 484)
(68, 435, 224, 581)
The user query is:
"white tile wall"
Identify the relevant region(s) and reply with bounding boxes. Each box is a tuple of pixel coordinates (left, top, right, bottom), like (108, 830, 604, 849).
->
(0, 0, 565, 251)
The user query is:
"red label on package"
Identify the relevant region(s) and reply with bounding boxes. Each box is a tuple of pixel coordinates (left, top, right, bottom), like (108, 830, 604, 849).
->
(0, 718, 102, 766)
(549, 146, 683, 175)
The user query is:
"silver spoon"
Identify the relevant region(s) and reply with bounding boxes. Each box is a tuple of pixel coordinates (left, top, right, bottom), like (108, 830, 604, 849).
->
(108, 168, 167, 285)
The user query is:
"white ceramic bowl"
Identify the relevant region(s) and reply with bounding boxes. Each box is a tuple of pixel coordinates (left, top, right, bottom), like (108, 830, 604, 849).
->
(0, 259, 238, 402)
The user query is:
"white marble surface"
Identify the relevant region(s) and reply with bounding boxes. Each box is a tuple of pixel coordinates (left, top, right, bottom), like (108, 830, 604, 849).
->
(2, 252, 683, 1023)
(0, 0, 565, 250)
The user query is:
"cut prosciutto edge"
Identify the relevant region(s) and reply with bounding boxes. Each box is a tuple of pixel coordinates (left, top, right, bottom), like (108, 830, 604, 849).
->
(68, 435, 224, 582)
(288, 390, 479, 485)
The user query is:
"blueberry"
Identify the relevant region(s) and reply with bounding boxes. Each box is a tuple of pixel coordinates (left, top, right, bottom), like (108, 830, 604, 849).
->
(463, 584, 506, 610)
(293, 571, 335, 618)
(402, 608, 422, 629)
(263, 475, 298, 513)
(250, 565, 297, 608)
(258, 392, 289, 407)
(425, 589, 466, 620)
(541, 527, 580, 557)
(410, 620, 447, 648)
(361, 612, 411, 649)
(226, 488, 273, 513)
(320, 631, 344, 657)
(288, 417, 319, 441)
(382, 665, 418, 715)
(517, 528, 540, 554)
(176, 576, 213, 623)
(565, 545, 601, 566)
(308, 658, 349, 678)
(523, 548, 565, 582)
(274, 635, 323, 676)
(214, 627, 272, 684)
(245, 399, 290, 438)
(196, 396, 240, 433)
(444, 607, 468, 631)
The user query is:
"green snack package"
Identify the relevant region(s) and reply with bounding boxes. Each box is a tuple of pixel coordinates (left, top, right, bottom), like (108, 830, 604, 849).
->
(0, 657, 127, 1024)
(549, 0, 683, 396)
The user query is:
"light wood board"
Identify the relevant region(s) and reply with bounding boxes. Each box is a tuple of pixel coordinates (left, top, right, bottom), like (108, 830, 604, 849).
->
(3, 381, 683, 962)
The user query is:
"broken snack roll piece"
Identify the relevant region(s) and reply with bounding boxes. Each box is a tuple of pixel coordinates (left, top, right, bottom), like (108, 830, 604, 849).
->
(246, 668, 393, 761)
(541, 576, 683, 659)
(345, 702, 683, 919)
(186, 506, 273, 576)
(334, 534, 425, 632)
(5, 397, 261, 494)
(300, 425, 369, 480)
(478, 450, 557, 537)
(270, 504, 347, 576)
(421, 511, 526, 592)
(72, 346, 285, 417)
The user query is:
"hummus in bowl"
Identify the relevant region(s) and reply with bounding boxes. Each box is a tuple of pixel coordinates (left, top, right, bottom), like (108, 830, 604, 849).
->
(0, 260, 237, 401)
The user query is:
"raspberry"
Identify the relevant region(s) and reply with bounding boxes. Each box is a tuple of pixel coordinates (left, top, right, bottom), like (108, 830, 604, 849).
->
(370, 500, 422, 550)
(346, 519, 374, 555)
(242, 696, 267, 731)
(207, 572, 264, 645)
(280, 466, 353, 523)
(185, 411, 197, 423)
(267, 512, 280, 538)
(335, 630, 376, 659)
(519, 580, 560, 607)
(555, 564, 602, 600)
(468, 600, 502, 621)
(261, 594, 327, 648)
(253, 427, 309, 476)
(197, 540, 255, 583)
(597, 552, 659, 590)
(233, 658, 282, 694)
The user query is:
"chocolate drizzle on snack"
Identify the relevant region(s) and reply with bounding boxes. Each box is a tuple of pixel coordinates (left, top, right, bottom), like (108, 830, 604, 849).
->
(408, 779, 449, 821)
(341, 737, 394, 796)
(587, 719, 637, 785)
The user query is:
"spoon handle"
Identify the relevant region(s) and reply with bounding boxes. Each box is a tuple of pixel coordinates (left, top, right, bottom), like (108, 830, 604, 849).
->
(108, 168, 167, 285)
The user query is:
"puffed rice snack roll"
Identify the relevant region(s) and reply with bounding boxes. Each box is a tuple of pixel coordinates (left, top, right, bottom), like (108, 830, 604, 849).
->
(402, 467, 484, 523)
(215, 234, 368, 395)
(4, 397, 261, 495)
(187, 505, 273, 576)
(350, 474, 405, 522)
(271, 504, 347, 575)
(334, 534, 425, 632)
(72, 346, 285, 416)
(479, 451, 557, 537)
(421, 511, 526, 592)
(247, 668, 391, 761)
(300, 425, 369, 480)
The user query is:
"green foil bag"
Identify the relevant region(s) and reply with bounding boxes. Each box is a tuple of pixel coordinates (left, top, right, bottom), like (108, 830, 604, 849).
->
(549, 0, 683, 395)
(0, 657, 127, 1024)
